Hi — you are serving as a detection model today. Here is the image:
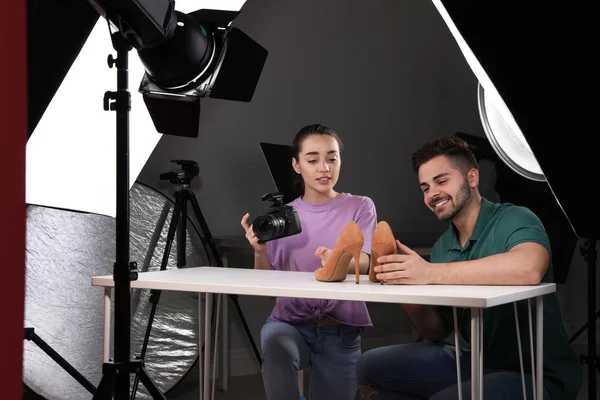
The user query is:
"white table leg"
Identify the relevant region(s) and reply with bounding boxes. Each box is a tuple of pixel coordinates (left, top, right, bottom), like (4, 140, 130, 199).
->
(471, 308, 481, 399)
(204, 293, 213, 400)
(514, 302, 527, 400)
(536, 296, 544, 398)
(212, 294, 221, 400)
(198, 293, 204, 400)
(479, 309, 484, 400)
(452, 308, 463, 400)
(222, 294, 229, 391)
(221, 256, 229, 392)
(527, 299, 537, 400)
(103, 287, 111, 363)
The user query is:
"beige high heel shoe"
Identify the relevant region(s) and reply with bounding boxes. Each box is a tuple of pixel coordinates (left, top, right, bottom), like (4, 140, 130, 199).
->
(314, 221, 364, 284)
(369, 221, 397, 284)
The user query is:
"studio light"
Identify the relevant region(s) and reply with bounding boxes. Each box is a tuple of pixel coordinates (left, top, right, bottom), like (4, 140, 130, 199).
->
(477, 83, 545, 182)
(89, 0, 267, 138)
(138, 8, 268, 137)
(432, 1, 597, 398)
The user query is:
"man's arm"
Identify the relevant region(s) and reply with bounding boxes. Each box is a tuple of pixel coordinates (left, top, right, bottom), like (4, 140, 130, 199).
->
(429, 242, 548, 285)
(375, 241, 549, 285)
(403, 304, 454, 342)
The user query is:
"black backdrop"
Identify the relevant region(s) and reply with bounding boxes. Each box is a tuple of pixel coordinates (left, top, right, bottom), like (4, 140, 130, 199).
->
(442, 1, 598, 241)
(28, 0, 98, 138)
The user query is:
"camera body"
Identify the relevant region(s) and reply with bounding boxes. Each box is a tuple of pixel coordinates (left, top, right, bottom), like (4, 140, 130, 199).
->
(253, 192, 302, 242)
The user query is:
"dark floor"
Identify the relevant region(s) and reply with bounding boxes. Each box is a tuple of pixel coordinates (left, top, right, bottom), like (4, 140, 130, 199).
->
(163, 366, 359, 400)
(165, 353, 598, 400)
(23, 344, 598, 399)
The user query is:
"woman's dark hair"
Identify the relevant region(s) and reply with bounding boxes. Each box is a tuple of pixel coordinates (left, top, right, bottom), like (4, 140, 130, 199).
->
(410, 136, 478, 175)
(291, 124, 343, 195)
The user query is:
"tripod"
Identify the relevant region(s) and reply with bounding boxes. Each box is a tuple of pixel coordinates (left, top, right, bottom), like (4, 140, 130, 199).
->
(131, 160, 262, 399)
(93, 31, 164, 400)
(24, 327, 96, 395)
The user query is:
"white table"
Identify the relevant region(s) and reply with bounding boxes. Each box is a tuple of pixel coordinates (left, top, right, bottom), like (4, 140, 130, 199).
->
(92, 266, 555, 400)
(213, 235, 433, 393)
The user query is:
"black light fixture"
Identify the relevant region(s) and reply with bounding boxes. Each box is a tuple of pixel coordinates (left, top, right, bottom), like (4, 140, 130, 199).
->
(137, 8, 268, 137)
(89, 1, 267, 138)
(432, 1, 597, 398)
(82, 1, 267, 398)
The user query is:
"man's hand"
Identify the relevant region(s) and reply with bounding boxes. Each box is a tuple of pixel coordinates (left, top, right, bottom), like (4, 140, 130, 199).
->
(374, 240, 433, 284)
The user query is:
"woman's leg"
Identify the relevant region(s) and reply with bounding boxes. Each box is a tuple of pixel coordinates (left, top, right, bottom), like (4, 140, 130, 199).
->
(260, 320, 311, 400)
(429, 370, 552, 400)
(308, 324, 363, 400)
(356, 342, 467, 399)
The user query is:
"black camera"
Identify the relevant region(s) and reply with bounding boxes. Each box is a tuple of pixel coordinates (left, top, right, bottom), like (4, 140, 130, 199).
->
(253, 192, 302, 242)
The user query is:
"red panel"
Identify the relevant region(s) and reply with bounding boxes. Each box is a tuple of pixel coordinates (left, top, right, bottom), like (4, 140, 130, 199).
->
(0, 1, 27, 398)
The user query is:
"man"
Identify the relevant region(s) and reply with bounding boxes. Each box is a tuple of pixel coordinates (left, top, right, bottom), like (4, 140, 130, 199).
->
(356, 136, 581, 399)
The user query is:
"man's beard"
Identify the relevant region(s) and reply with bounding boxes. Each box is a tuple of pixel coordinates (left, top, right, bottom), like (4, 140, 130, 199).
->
(437, 179, 471, 222)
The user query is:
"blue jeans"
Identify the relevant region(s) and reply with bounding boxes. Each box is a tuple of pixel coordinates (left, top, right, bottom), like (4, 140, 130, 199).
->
(356, 342, 551, 399)
(260, 319, 362, 400)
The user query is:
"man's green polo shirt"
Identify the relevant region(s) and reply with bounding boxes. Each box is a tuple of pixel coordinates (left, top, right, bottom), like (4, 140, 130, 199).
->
(430, 198, 581, 400)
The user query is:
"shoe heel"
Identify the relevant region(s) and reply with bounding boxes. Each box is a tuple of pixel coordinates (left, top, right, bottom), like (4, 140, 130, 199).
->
(369, 221, 396, 284)
(322, 243, 362, 282)
(314, 221, 364, 283)
(369, 248, 379, 283)
(370, 243, 396, 284)
(348, 242, 363, 284)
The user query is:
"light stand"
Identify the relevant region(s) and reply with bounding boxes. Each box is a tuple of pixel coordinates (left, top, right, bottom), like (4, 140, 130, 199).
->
(580, 239, 599, 398)
(564, 239, 600, 399)
(92, 30, 164, 400)
(80, 3, 266, 398)
(567, 238, 600, 399)
(24, 327, 96, 395)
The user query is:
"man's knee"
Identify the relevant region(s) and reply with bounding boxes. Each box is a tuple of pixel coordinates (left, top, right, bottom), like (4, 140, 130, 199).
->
(356, 343, 449, 398)
(355, 348, 384, 396)
(355, 348, 375, 383)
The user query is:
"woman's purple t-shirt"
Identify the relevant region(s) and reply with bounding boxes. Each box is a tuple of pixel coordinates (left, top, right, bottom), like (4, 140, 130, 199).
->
(266, 193, 377, 328)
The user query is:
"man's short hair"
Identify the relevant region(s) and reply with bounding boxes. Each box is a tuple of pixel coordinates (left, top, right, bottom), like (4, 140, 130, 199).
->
(411, 136, 479, 174)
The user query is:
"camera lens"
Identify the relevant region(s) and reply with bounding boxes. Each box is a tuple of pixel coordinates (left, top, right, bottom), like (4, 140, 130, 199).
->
(253, 214, 286, 242)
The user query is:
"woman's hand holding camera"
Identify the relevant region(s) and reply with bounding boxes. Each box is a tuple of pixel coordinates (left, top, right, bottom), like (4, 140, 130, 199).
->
(242, 213, 273, 272)
(241, 213, 267, 253)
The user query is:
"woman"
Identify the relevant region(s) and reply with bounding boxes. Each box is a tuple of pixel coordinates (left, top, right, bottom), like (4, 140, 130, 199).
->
(241, 123, 377, 400)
